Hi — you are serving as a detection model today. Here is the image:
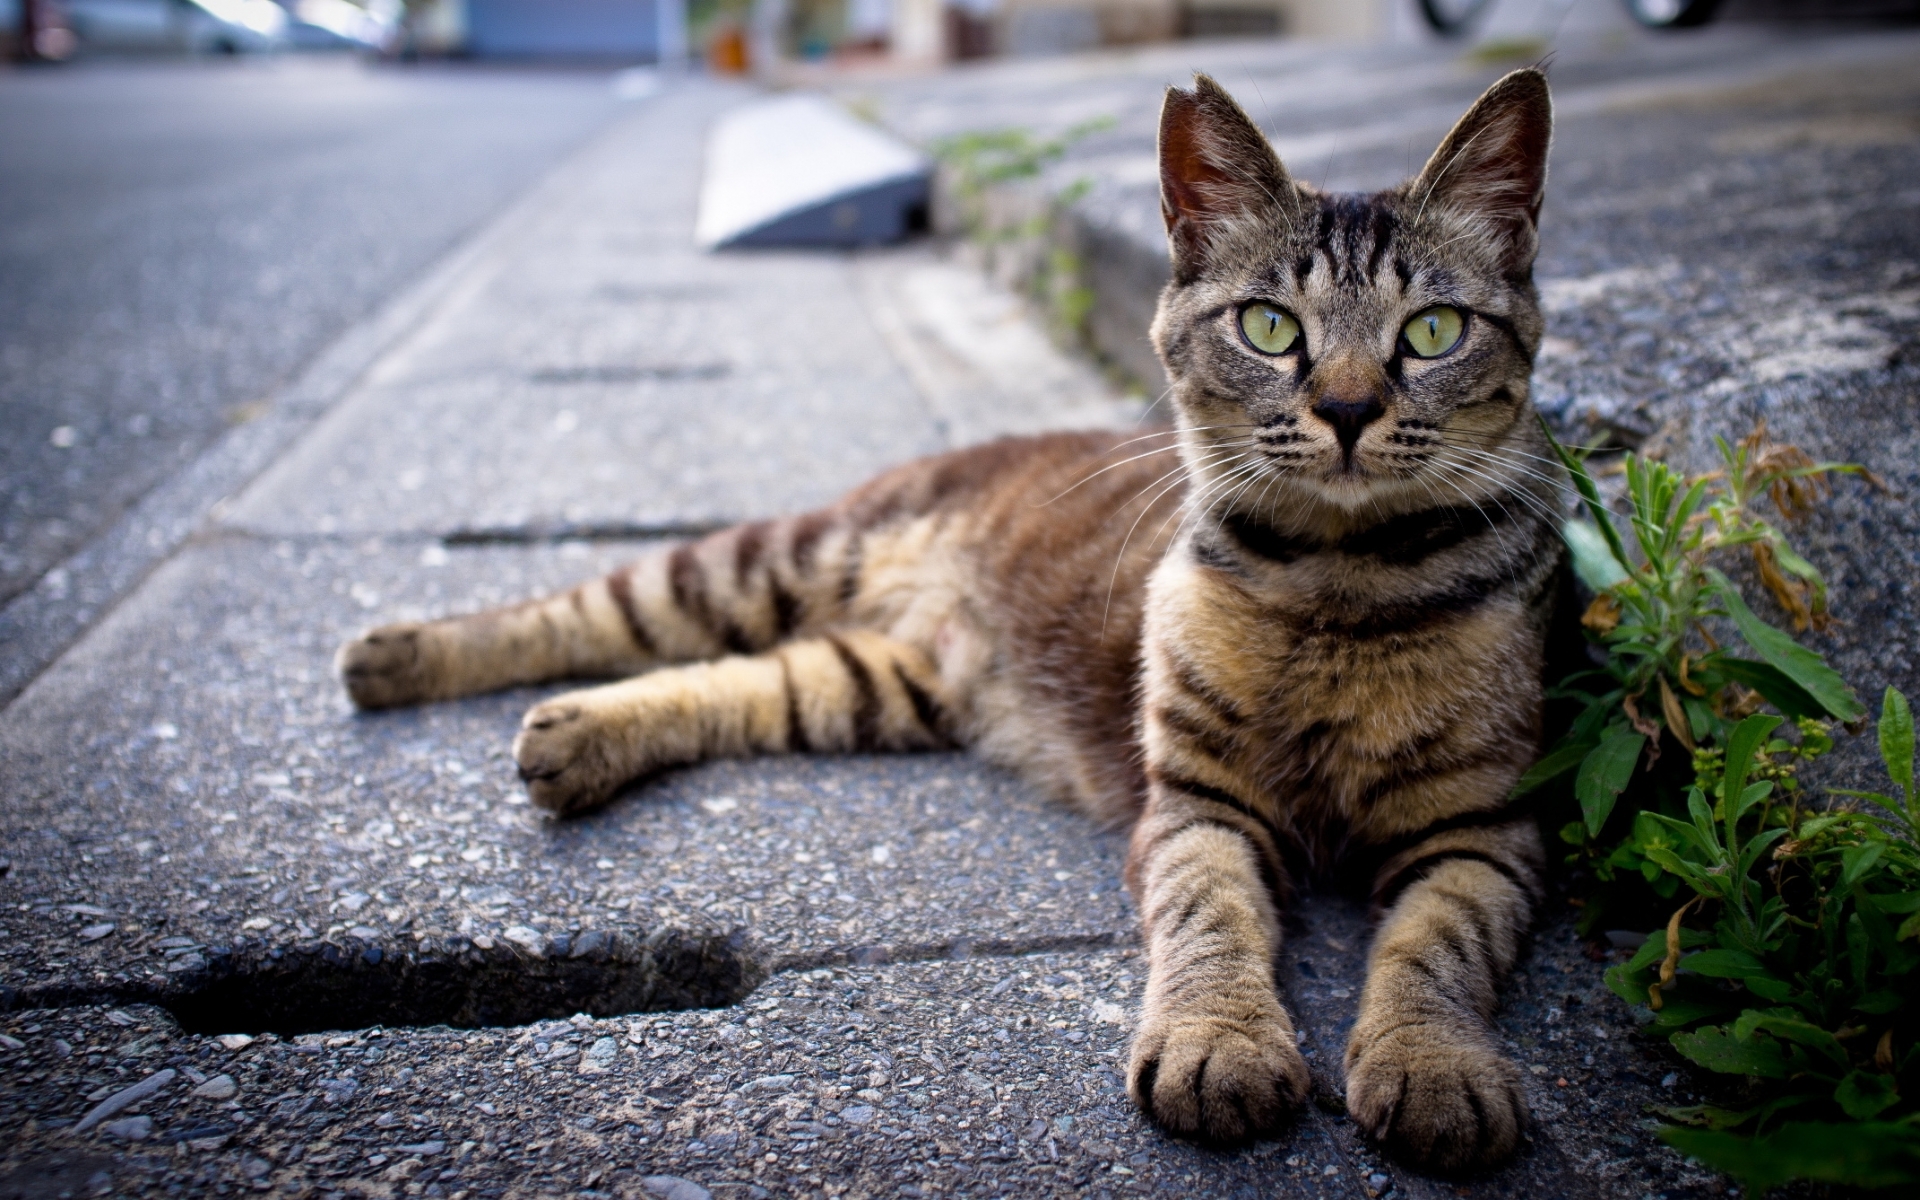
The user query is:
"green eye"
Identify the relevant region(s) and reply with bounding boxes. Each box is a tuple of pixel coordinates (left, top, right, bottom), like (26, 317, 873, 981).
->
(1403, 306, 1464, 357)
(1239, 303, 1301, 356)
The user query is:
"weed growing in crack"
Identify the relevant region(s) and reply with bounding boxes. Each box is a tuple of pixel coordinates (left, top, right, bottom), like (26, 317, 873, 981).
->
(929, 120, 1111, 350)
(1523, 423, 1917, 1191)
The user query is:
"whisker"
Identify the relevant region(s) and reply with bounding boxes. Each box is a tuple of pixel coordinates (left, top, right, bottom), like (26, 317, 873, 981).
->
(1039, 435, 1259, 507)
(1099, 452, 1258, 630)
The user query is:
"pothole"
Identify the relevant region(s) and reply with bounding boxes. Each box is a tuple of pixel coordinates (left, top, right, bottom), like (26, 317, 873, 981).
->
(10, 929, 763, 1037)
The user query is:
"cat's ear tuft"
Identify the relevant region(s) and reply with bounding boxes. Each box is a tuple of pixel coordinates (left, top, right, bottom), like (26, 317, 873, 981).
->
(1158, 74, 1295, 284)
(1410, 67, 1553, 272)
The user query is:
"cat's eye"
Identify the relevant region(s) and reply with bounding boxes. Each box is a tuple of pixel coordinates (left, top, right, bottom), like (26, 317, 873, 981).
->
(1239, 303, 1301, 356)
(1402, 306, 1465, 358)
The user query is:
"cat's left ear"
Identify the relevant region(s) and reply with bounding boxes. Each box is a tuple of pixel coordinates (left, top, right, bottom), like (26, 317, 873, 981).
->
(1410, 67, 1553, 273)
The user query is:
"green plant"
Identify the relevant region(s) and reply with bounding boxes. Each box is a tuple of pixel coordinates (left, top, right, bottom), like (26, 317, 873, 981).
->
(1523, 425, 1871, 886)
(928, 120, 1111, 243)
(1604, 696, 1920, 1192)
(928, 121, 1111, 347)
(1525, 424, 1917, 1191)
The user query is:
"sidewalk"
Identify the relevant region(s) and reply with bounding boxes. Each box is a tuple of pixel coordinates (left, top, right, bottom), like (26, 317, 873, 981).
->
(5, 26, 1917, 1198)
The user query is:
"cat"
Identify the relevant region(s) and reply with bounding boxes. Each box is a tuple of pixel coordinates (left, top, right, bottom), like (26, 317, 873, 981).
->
(336, 68, 1561, 1174)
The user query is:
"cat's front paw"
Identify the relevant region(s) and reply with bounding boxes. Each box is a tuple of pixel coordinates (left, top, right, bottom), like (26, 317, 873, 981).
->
(1128, 1003, 1308, 1144)
(1345, 1021, 1526, 1174)
(337, 623, 436, 709)
(512, 697, 635, 816)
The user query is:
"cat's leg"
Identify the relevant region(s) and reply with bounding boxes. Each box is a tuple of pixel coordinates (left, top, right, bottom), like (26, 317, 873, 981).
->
(1344, 817, 1545, 1173)
(337, 514, 854, 708)
(1124, 783, 1310, 1143)
(511, 631, 950, 814)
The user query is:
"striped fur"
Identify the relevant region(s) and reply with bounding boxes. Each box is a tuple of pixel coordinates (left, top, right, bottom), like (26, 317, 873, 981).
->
(336, 69, 1561, 1174)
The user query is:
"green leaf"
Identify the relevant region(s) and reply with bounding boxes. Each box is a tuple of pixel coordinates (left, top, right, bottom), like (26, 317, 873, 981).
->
(1848, 912, 1872, 992)
(1679, 949, 1769, 979)
(1882, 685, 1915, 802)
(1745, 975, 1797, 1003)
(1844, 842, 1887, 889)
(1605, 962, 1650, 1005)
(1835, 1070, 1901, 1120)
(1648, 994, 1736, 1031)
(1511, 740, 1596, 799)
(1734, 1012, 1848, 1067)
(1577, 729, 1645, 836)
(1901, 911, 1920, 942)
(1562, 519, 1629, 592)
(1542, 420, 1634, 570)
(1712, 658, 1826, 720)
(1672, 1026, 1791, 1078)
(1624, 929, 1671, 973)
(1854, 989, 1905, 1015)
(1660, 1120, 1920, 1192)
(1655, 1094, 1809, 1132)
(1707, 568, 1866, 720)
(1738, 825, 1791, 878)
(1722, 713, 1783, 816)
(1734, 780, 1775, 822)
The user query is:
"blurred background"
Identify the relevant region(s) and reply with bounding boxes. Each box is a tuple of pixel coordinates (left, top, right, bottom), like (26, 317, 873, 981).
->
(7, 0, 1919, 70)
(2, 0, 1916, 636)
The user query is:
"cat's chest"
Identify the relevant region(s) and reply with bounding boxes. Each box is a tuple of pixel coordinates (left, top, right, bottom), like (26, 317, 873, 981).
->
(1148, 554, 1531, 769)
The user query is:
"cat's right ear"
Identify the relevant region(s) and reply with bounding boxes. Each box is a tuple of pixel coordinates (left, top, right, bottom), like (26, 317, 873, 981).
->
(1159, 75, 1296, 284)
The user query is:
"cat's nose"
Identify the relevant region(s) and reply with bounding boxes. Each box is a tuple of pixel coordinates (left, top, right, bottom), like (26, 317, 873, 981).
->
(1311, 392, 1385, 455)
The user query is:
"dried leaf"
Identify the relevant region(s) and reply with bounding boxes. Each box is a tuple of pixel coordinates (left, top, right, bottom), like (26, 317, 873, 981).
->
(1622, 691, 1663, 751)
(1751, 541, 1814, 633)
(1582, 593, 1621, 636)
(1660, 676, 1696, 751)
(1677, 652, 1709, 697)
(1649, 898, 1697, 1012)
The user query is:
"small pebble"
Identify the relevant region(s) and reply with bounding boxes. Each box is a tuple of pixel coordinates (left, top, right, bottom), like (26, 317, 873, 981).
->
(74, 1069, 175, 1132)
(0, 1035, 24, 1051)
(78, 923, 115, 941)
(191, 1074, 237, 1101)
(216, 1034, 254, 1051)
(642, 1177, 712, 1200)
(99, 1116, 152, 1141)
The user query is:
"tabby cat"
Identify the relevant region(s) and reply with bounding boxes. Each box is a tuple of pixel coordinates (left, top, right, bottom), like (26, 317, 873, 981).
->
(337, 69, 1561, 1173)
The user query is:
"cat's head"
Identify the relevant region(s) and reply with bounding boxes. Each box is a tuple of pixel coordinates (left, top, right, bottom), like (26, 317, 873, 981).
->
(1150, 69, 1553, 527)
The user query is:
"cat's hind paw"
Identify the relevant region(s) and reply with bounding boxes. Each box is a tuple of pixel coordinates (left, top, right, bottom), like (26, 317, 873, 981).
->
(1127, 1005, 1308, 1145)
(337, 623, 437, 710)
(1345, 1021, 1526, 1174)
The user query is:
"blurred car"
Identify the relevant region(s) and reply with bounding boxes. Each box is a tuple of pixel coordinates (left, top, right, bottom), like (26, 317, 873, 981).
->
(61, 0, 289, 53)
(282, 0, 394, 49)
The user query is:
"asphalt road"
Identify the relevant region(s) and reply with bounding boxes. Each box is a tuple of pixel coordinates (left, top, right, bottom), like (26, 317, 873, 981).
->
(0, 55, 626, 607)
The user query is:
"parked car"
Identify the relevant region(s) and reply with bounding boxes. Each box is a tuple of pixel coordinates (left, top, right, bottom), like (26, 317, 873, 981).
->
(60, 0, 289, 54)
